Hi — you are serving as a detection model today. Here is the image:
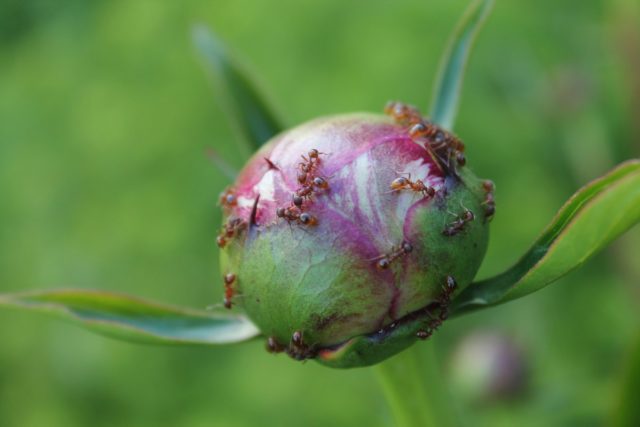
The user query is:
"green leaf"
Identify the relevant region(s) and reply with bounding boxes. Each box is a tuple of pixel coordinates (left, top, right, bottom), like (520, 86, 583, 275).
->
(0, 289, 260, 345)
(192, 25, 285, 151)
(429, 0, 494, 130)
(452, 160, 640, 315)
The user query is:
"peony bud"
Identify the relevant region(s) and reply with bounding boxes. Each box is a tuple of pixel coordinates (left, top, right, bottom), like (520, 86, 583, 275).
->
(218, 103, 493, 368)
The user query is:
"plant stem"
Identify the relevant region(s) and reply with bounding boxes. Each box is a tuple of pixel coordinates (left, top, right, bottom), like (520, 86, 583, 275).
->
(374, 343, 454, 427)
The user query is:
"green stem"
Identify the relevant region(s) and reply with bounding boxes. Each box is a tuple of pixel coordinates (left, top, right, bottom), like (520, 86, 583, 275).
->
(374, 343, 454, 427)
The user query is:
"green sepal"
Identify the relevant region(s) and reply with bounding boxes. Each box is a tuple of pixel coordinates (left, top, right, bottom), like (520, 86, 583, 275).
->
(0, 289, 260, 345)
(452, 160, 640, 315)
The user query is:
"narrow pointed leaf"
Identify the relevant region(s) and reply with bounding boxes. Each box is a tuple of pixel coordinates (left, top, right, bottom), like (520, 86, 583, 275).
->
(429, 0, 494, 130)
(452, 160, 640, 315)
(192, 25, 285, 150)
(0, 289, 260, 345)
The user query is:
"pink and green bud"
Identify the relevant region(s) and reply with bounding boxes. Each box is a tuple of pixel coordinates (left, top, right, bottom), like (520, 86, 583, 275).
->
(218, 103, 493, 368)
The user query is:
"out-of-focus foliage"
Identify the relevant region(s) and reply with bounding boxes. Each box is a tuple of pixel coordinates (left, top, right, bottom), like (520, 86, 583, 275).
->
(0, 1, 638, 426)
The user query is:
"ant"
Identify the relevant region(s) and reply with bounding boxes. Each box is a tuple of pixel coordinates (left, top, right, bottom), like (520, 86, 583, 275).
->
(276, 147, 330, 229)
(295, 186, 314, 200)
(294, 176, 330, 205)
(218, 187, 237, 208)
(416, 329, 433, 340)
(442, 208, 474, 237)
(373, 241, 413, 270)
(298, 149, 325, 173)
(298, 149, 328, 182)
(384, 101, 422, 126)
(408, 121, 438, 140)
(223, 273, 236, 309)
(481, 180, 496, 221)
(389, 173, 436, 198)
(286, 330, 316, 361)
(436, 275, 457, 320)
(408, 122, 467, 170)
(276, 206, 318, 226)
(416, 276, 458, 339)
(266, 336, 285, 354)
(216, 217, 247, 248)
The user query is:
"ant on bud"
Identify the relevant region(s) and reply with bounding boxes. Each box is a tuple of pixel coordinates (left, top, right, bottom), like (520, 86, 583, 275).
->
(223, 273, 236, 309)
(373, 241, 413, 270)
(445, 275, 457, 293)
(437, 275, 457, 319)
(216, 218, 247, 248)
(409, 122, 437, 139)
(278, 147, 331, 228)
(286, 330, 316, 361)
(276, 206, 318, 226)
(266, 336, 285, 354)
(296, 186, 314, 200)
(276, 206, 296, 222)
(443, 208, 475, 237)
(389, 173, 436, 198)
(299, 148, 326, 173)
(292, 194, 304, 208)
(218, 187, 237, 208)
(384, 101, 423, 126)
(481, 180, 496, 221)
(312, 176, 329, 190)
(308, 149, 324, 160)
(299, 212, 317, 226)
(415, 275, 458, 342)
(384, 102, 467, 174)
(291, 330, 304, 347)
(376, 258, 391, 270)
(416, 329, 432, 340)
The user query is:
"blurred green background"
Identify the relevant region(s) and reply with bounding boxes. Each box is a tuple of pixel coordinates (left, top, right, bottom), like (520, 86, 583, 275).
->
(0, 0, 638, 426)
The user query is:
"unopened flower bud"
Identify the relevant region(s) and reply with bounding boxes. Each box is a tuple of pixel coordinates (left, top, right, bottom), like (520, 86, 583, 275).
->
(218, 104, 493, 368)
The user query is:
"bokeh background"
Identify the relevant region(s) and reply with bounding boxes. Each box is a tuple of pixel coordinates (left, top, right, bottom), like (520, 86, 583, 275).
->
(1, 0, 639, 426)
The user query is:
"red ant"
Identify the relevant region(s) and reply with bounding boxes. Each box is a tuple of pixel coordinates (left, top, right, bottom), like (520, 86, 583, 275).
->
(299, 149, 325, 173)
(373, 241, 413, 270)
(384, 101, 423, 126)
(442, 208, 475, 237)
(416, 329, 433, 340)
(216, 217, 247, 248)
(408, 121, 438, 139)
(295, 186, 314, 200)
(276, 206, 318, 226)
(298, 149, 328, 182)
(286, 330, 315, 361)
(481, 180, 496, 221)
(408, 121, 467, 170)
(218, 187, 237, 208)
(416, 276, 457, 339)
(223, 273, 236, 309)
(294, 176, 330, 205)
(389, 173, 436, 198)
(266, 336, 285, 353)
